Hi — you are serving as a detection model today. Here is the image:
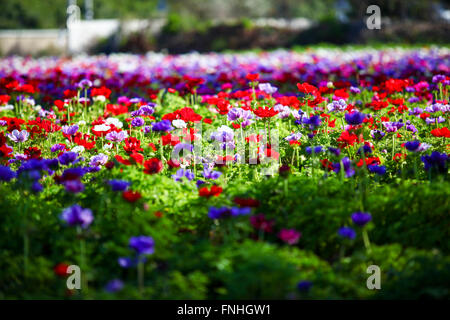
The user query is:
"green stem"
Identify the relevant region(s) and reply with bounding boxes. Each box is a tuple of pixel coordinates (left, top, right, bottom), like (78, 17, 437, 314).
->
(137, 259, 144, 296)
(362, 228, 372, 253)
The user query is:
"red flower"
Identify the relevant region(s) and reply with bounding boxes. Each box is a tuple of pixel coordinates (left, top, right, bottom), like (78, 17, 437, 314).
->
(1, 117, 25, 132)
(250, 214, 274, 233)
(0, 95, 10, 105)
(122, 190, 142, 202)
(357, 157, 380, 167)
(337, 131, 359, 147)
(73, 133, 96, 150)
(143, 158, 163, 174)
(91, 86, 111, 99)
(253, 107, 279, 118)
(431, 127, 450, 138)
(105, 103, 128, 116)
(123, 137, 143, 154)
(24, 147, 42, 160)
(16, 84, 36, 94)
(162, 107, 202, 123)
(0, 144, 13, 159)
(234, 197, 260, 208)
(393, 153, 406, 161)
(246, 73, 260, 81)
(199, 185, 223, 198)
(167, 159, 181, 168)
(320, 159, 334, 171)
(54, 263, 69, 277)
(296, 82, 318, 95)
(115, 152, 144, 166)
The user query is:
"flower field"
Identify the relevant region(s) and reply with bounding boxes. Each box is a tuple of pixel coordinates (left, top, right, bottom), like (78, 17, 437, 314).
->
(0, 47, 449, 299)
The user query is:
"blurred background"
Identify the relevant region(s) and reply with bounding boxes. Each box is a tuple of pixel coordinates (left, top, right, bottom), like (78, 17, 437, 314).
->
(0, 0, 449, 56)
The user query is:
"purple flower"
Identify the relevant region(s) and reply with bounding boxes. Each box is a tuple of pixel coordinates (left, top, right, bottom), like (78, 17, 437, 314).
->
(421, 151, 448, 172)
(350, 86, 361, 94)
(408, 97, 420, 104)
(118, 257, 137, 268)
(139, 105, 155, 115)
(425, 116, 446, 125)
(258, 83, 278, 95)
(338, 226, 356, 240)
(284, 132, 302, 142)
(383, 121, 404, 133)
(405, 140, 421, 152)
(185, 169, 194, 181)
(210, 125, 234, 142)
(104, 279, 124, 293)
(31, 181, 43, 193)
(409, 107, 423, 116)
(173, 143, 193, 155)
(62, 124, 79, 136)
(425, 103, 444, 113)
(345, 111, 365, 125)
(406, 123, 417, 133)
(129, 236, 155, 255)
(7, 129, 29, 143)
(152, 120, 173, 132)
(327, 99, 347, 112)
(333, 157, 355, 177)
(208, 206, 251, 219)
(297, 280, 313, 292)
(77, 79, 93, 89)
(51, 143, 66, 152)
(202, 167, 222, 180)
(370, 129, 385, 140)
(131, 117, 145, 127)
(62, 167, 86, 180)
(64, 179, 85, 194)
(108, 179, 130, 191)
(172, 168, 194, 182)
(0, 165, 16, 181)
(60, 204, 94, 228)
(432, 74, 446, 83)
(58, 152, 78, 166)
(227, 108, 243, 121)
(306, 146, 323, 154)
(297, 115, 321, 130)
(105, 130, 128, 142)
(368, 164, 386, 175)
(328, 147, 341, 156)
(357, 144, 372, 155)
(89, 153, 108, 167)
(351, 211, 372, 227)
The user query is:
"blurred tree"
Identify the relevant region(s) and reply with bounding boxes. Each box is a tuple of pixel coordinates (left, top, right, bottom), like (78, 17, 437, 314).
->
(0, 0, 159, 29)
(346, 0, 443, 20)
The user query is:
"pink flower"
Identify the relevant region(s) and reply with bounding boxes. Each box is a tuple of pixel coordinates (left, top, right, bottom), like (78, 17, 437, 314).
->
(278, 229, 301, 245)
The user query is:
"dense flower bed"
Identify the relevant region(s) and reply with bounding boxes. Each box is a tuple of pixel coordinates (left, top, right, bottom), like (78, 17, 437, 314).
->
(0, 48, 449, 299)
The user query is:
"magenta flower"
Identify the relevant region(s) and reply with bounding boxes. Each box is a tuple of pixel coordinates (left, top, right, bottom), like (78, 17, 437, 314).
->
(278, 229, 301, 245)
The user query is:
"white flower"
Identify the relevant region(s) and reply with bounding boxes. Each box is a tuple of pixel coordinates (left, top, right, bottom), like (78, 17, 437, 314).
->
(103, 143, 113, 150)
(172, 119, 187, 128)
(71, 145, 85, 153)
(93, 95, 106, 102)
(0, 105, 14, 111)
(78, 120, 86, 126)
(93, 124, 111, 132)
(105, 117, 123, 128)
